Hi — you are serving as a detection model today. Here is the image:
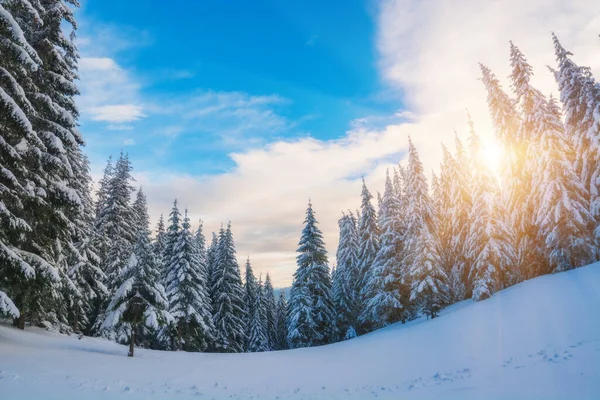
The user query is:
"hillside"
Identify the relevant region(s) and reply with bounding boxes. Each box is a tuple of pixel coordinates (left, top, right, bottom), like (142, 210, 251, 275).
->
(1, 263, 599, 400)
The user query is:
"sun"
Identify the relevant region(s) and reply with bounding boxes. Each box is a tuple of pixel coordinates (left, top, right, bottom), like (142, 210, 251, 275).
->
(480, 136, 504, 179)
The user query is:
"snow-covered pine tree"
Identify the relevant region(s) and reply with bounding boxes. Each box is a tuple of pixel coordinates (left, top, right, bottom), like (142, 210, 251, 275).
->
(287, 283, 317, 348)
(100, 195, 172, 355)
(242, 257, 259, 351)
(0, 1, 82, 328)
(262, 273, 277, 349)
(480, 63, 526, 284)
(161, 200, 181, 282)
(531, 96, 596, 271)
(207, 231, 219, 310)
(274, 289, 289, 350)
(65, 152, 107, 334)
(334, 212, 360, 339)
(212, 223, 246, 352)
(288, 201, 336, 347)
(465, 117, 516, 300)
(362, 170, 404, 328)
(447, 135, 473, 300)
(164, 209, 215, 351)
(153, 214, 166, 257)
(247, 276, 268, 352)
(553, 34, 600, 244)
(132, 187, 149, 236)
(95, 152, 136, 290)
(356, 179, 380, 333)
(508, 42, 551, 279)
(404, 138, 448, 319)
(194, 220, 208, 282)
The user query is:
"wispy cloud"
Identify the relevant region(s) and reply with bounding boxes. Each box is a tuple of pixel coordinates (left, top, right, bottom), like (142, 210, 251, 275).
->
(123, 139, 135, 146)
(88, 104, 146, 123)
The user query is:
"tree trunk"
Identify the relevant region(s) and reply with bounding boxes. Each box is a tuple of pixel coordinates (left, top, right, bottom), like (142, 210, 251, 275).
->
(14, 314, 25, 330)
(128, 325, 136, 357)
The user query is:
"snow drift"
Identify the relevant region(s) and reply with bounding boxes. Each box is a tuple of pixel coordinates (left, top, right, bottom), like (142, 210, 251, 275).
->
(1, 263, 599, 400)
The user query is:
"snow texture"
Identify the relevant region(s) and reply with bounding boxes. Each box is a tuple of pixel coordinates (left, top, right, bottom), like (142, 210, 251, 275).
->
(2, 263, 600, 400)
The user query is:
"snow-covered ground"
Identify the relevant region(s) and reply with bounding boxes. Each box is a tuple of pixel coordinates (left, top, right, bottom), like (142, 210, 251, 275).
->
(2, 264, 600, 400)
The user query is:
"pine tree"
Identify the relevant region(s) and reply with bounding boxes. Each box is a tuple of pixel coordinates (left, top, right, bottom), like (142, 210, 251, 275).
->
(132, 187, 149, 236)
(164, 209, 215, 352)
(404, 138, 448, 318)
(334, 212, 360, 338)
(95, 152, 136, 289)
(287, 201, 335, 347)
(480, 63, 527, 285)
(465, 117, 516, 300)
(207, 231, 219, 309)
(0, 1, 83, 328)
(242, 257, 259, 351)
(262, 273, 277, 349)
(212, 223, 246, 352)
(508, 42, 550, 279)
(162, 200, 181, 281)
(100, 200, 172, 355)
(153, 214, 166, 257)
(65, 152, 107, 333)
(447, 136, 473, 300)
(194, 220, 208, 282)
(531, 96, 596, 271)
(247, 276, 268, 352)
(356, 179, 380, 333)
(553, 34, 600, 244)
(273, 289, 288, 350)
(362, 170, 404, 328)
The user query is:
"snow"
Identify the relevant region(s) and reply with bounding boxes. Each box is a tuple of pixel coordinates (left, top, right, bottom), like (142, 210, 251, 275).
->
(2, 263, 600, 400)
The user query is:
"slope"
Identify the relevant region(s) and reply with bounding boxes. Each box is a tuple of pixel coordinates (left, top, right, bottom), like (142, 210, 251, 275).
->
(1, 263, 600, 400)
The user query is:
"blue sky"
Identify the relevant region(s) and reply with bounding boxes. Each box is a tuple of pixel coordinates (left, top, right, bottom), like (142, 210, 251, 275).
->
(74, 0, 600, 285)
(77, 0, 401, 175)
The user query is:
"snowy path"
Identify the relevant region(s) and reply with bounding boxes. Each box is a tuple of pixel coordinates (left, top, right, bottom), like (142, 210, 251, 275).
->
(2, 263, 600, 399)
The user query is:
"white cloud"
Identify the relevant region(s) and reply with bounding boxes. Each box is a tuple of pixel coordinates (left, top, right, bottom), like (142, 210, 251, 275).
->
(137, 126, 406, 286)
(88, 104, 146, 123)
(376, 0, 600, 173)
(123, 139, 135, 146)
(88, 1, 600, 286)
(78, 55, 145, 125)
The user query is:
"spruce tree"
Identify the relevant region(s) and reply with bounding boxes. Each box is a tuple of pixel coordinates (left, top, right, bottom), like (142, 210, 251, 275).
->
(356, 179, 380, 333)
(447, 136, 473, 300)
(262, 273, 277, 349)
(274, 289, 289, 350)
(465, 118, 516, 300)
(132, 187, 149, 236)
(334, 212, 360, 338)
(0, 0, 83, 328)
(194, 220, 208, 282)
(404, 138, 447, 318)
(553, 34, 600, 244)
(212, 223, 246, 352)
(508, 42, 550, 279)
(164, 210, 215, 351)
(162, 200, 181, 281)
(96, 152, 136, 289)
(531, 96, 596, 271)
(287, 201, 335, 347)
(242, 257, 259, 350)
(153, 214, 166, 257)
(362, 170, 404, 328)
(100, 199, 172, 355)
(247, 276, 268, 352)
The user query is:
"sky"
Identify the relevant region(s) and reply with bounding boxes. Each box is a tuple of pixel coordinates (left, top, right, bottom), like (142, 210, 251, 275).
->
(75, 0, 600, 287)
